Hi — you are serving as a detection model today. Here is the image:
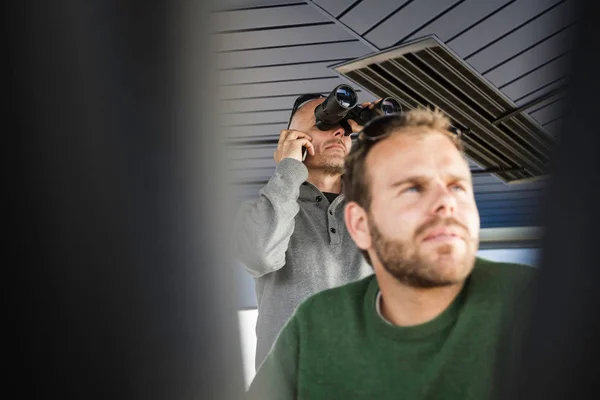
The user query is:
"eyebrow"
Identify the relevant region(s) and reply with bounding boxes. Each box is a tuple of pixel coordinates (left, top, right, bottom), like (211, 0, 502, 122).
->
(389, 174, 471, 188)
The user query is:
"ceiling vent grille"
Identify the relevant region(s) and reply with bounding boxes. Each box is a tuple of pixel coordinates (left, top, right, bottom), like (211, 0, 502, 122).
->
(331, 35, 556, 184)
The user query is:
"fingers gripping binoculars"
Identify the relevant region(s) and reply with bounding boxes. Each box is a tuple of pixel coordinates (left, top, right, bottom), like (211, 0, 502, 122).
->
(315, 84, 402, 135)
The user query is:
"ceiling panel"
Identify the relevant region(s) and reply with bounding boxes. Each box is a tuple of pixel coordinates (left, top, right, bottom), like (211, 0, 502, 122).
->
(230, 166, 279, 182)
(219, 76, 349, 99)
(220, 90, 382, 114)
(465, 0, 578, 73)
(228, 155, 276, 171)
(514, 76, 568, 105)
(524, 92, 563, 115)
(472, 175, 515, 185)
(499, 54, 571, 100)
(212, 3, 328, 31)
(340, 0, 412, 36)
(529, 98, 565, 126)
(313, 0, 358, 17)
(224, 110, 291, 125)
(215, 23, 352, 51)
(225, 123, 288, 137)
(448, 0, 563, 58)
(215, 0, 302, 11)
(364, 0, 460, 49)
(228, 145, 282, 160)
(482, 26, 575, 88)
(217, 40, 369, 69)
(218, 61, 340, 85)
(406, 0, 513, 43)
(221, 94, 309, 113)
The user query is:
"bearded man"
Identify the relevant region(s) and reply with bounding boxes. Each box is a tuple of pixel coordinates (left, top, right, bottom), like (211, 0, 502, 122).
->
(246, 108, 536, 400)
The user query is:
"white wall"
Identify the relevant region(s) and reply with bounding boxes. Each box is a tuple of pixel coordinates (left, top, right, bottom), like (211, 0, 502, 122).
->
(477, 247, 541, 266)
(237, 309, 259, 389)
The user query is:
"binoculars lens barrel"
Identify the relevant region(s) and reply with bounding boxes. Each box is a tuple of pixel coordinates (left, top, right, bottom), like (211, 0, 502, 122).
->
(315, 85, 358, 130)
(313, 85, 402, 131)
(378, 97, 401, 115)
(335, 85, 358, 108)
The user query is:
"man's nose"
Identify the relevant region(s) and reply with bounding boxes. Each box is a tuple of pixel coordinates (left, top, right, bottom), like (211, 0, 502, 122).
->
(431, 187, 458, 217)
(332, 126, 344, 137)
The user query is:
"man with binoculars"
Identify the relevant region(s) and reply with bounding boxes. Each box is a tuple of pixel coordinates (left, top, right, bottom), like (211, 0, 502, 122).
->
(234, 84, 402, 368)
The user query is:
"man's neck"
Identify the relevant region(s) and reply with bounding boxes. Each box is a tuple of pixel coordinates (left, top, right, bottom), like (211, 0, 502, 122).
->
(376, 267, 464, 327)
(307, 170, 343, 194)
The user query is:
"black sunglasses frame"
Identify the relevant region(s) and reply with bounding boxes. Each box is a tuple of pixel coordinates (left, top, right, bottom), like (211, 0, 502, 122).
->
(351, 113, 465, 144)
(287, 93, 326, 129)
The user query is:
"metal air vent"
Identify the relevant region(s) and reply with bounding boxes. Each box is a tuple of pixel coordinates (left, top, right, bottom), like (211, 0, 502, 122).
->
(331, 35, 556, 184)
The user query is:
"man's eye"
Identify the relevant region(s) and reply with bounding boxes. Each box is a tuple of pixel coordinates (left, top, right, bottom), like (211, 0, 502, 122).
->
(451, 184, 466, 192)
(403, 185, 421, 194)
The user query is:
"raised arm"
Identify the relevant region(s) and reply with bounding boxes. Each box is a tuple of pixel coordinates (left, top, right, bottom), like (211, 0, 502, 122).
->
(233, 129, 314, 277)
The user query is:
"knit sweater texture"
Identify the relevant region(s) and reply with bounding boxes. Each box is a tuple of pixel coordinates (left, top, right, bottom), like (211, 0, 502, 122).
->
(247, 258, 536, 400)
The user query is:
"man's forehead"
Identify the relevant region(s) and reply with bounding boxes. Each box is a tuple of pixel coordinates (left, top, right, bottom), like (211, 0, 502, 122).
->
(371, 128, 460, 156)
(293, 97, 325, 121)
(366, 131, 470, 181)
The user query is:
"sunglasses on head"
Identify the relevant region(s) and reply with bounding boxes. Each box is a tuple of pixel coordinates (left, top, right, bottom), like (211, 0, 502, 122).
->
(287, 93, 325, 129)
(352, 113, 464, 144)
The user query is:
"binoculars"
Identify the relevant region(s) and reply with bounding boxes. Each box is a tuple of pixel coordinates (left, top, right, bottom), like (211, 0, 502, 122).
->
(315, 84, 402, 135)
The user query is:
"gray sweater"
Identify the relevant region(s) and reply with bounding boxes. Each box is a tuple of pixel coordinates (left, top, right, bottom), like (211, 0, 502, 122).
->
(234, 158, 373, 368)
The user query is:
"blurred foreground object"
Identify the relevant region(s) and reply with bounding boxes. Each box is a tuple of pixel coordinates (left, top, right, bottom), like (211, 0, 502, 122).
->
(6, 0, 244, 398)
(501, 0, 600, 398)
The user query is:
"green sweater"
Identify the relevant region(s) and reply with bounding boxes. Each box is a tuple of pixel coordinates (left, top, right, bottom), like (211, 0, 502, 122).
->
(247, 258, 536, 400)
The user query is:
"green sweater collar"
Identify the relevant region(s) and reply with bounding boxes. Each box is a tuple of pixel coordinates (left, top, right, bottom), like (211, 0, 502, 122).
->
(366, 274, 468, 341)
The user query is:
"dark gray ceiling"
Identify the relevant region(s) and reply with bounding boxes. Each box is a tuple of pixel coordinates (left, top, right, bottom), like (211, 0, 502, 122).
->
(215, 0, 578, 229)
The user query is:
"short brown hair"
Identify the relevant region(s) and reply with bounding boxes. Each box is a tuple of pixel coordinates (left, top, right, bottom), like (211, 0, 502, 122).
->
(342, 107, 464, 264)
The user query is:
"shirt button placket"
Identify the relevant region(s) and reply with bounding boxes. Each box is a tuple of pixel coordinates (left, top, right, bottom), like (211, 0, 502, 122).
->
(328, 206, 340, 244)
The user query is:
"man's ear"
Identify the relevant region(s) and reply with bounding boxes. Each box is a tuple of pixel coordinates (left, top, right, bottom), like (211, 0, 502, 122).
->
(344, 201, 371, 251)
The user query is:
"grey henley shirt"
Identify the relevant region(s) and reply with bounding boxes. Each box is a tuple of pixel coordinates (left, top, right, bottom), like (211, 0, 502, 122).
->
(234, 158, 373, 368)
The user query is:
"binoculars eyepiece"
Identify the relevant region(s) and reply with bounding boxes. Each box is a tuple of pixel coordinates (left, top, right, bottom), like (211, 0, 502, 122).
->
(314, 84, 402, 134)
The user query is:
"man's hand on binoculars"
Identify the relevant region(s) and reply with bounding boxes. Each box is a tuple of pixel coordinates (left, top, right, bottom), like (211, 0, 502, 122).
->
(346, 119, 363, 134)
(346, 99, 382, 133)
(274, 129, 315, 164)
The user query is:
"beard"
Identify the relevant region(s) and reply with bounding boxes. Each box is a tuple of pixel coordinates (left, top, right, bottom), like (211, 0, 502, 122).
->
(310, 139, 347, 175)
(306, 156, 344, 175)
(368, 215, 477, 289)
(321, 158, 345, 175)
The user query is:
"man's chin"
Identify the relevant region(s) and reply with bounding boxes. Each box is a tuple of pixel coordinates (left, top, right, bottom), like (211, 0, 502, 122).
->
(322, 161, 345, 175)
(419, 250, 475, 282)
